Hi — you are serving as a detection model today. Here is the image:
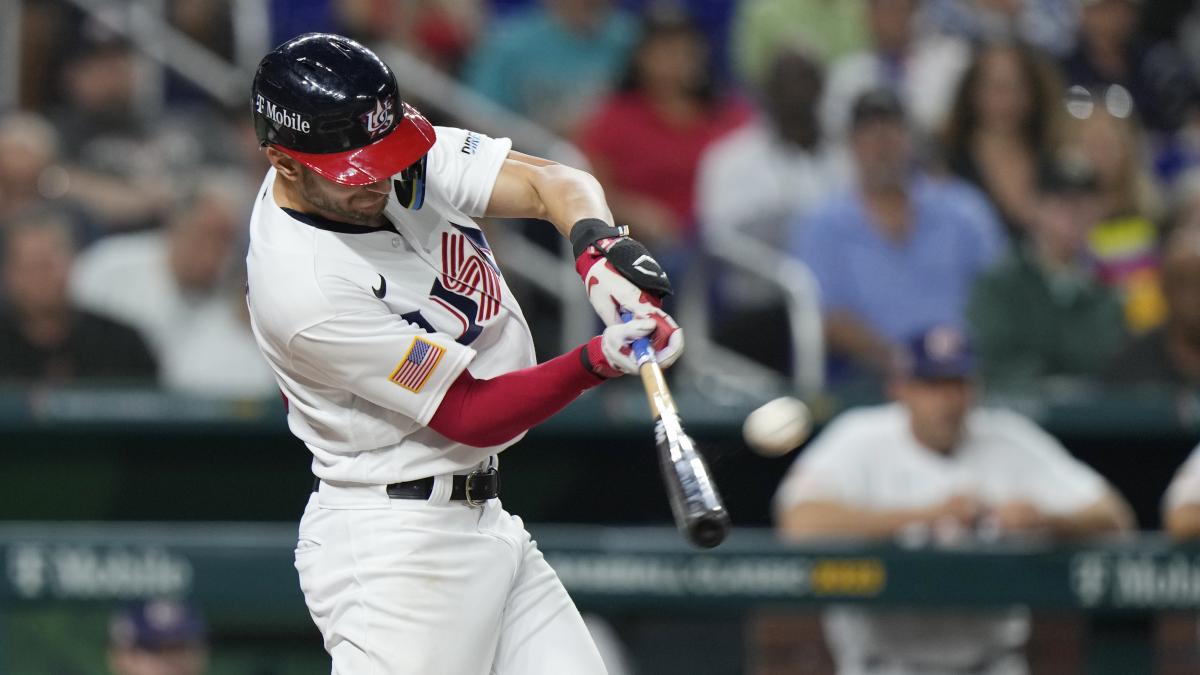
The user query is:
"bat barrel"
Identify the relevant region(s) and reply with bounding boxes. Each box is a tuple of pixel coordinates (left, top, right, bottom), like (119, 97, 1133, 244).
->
(659, 425, 731, 549)
(623, 311, 732, 550)
(688, 511, 732, 549)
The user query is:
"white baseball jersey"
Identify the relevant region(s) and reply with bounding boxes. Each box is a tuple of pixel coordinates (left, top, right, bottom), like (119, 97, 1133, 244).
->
(1164, 443, 1200, 512)
(774, 403, 1107, 673)
(246, 127, 536, 485)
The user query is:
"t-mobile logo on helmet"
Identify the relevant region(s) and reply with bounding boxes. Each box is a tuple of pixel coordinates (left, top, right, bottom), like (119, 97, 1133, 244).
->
(255, 94, 311, 133)
(362, 98, 395, 138)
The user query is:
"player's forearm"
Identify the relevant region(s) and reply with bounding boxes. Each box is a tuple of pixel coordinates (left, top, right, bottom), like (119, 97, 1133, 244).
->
(427, 345, 604, 447)
(486, 152, 613, 234)
(1044, 493, 1135, 538)
(1165, 504, 1200, 540)
(778, 501, 932, 540)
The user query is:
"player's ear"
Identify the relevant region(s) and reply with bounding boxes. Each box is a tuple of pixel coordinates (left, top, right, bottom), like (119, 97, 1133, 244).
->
(265, 146, 303, 182)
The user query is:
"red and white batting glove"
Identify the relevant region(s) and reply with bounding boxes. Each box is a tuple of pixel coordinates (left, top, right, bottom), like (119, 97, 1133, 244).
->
(571, 218, 684, 364)
(582, 317, 658, 378)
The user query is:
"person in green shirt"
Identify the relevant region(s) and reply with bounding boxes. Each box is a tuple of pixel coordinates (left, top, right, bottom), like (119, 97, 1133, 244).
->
(732, 0, 867, 85)
(967, 157, 1127, 391)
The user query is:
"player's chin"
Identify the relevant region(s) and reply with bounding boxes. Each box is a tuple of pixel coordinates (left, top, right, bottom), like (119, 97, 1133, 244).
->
(354, 194, 389, 215)
(340, 198, 386, 220)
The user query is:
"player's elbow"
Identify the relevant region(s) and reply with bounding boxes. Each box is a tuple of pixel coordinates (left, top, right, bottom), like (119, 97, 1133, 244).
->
(1105, 491, 1137, 533)
(531, 163, 605, 211)
(775, 502, 843, 541)
(1165, 504, 1200, 541)
(1083, 490, 1136, 535)
(537, 162, 601, 191)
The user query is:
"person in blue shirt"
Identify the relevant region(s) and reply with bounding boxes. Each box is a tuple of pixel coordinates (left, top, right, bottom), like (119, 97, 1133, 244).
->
(463, 0, 637, 134)
(791, 88, 1005, 383)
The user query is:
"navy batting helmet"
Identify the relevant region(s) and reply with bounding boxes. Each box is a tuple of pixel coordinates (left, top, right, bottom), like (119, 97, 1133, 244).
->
(251, 33, 435, 187)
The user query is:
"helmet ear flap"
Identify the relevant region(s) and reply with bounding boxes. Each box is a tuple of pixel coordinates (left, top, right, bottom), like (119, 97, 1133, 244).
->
(394, 154, 428, 210)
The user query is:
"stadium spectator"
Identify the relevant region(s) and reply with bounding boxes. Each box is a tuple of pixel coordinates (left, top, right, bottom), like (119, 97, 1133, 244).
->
(792, 89, 1004, 381)
(108, 599, 208, 675)
(1183, 4, 1200, 81)
(1061, 0, 1200, 135)
(0, 210, 156, 383)
(0, 113, 62, 224)
(578, 10, 751, 255)
(69, 175, 275, 398)
(696, 46, 837, 369)
(819, 0, 969, 144)
(52, 35, 143, 158)
(775, 325, 1133, 675)
(0, 111, 156, 247)
(919, 0, 1079, 57)
(1064, 85, 1167, 331)
(968, 157, 1127, 390)
(941, 42, 1065, 238)
(698, 46, 834, 257)
(47, 34, 176, 233)
(1176, 169, 1200, 231)
(1106, 223, 1200, 388)
(730, 0, 868, 84)
(335, 0, 483, 74)
(464, 0, 637, 133)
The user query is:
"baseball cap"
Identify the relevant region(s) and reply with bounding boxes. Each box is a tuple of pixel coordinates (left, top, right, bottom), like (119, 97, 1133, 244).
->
(850, 88, 906, 130)
(899, 326, 974, 381)
(109, 599, 206, 650)
(252, 33, 436, 187)
(1038, 155, 1100, 196)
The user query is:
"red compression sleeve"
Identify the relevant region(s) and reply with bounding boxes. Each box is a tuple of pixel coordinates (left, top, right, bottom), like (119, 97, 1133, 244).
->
(428, 345, 605, 447)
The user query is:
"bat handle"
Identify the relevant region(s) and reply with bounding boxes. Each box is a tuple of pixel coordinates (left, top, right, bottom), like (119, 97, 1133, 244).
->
(620, 310, 655, 365)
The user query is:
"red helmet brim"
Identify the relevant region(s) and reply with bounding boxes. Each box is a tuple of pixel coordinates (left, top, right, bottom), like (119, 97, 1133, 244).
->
(275, 103, 436, 187)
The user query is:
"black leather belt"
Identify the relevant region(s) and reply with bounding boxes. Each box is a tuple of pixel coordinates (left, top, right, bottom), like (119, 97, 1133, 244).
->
(312, 468, 499, 506)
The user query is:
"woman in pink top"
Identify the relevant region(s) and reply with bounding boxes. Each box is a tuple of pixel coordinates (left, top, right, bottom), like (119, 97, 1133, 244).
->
(578, 10, 752, 252)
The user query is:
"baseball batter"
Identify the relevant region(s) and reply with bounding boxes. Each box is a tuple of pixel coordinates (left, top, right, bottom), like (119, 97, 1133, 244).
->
(245, 34, 683, 674)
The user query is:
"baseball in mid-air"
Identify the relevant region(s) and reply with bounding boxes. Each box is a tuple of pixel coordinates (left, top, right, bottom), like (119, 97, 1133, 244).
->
(743, 396, 812, 457)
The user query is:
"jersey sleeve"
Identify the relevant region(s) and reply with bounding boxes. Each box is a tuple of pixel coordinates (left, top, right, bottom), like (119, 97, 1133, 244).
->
(285, 278, 476, 427)
(1164, 444, 1200, 511)
(426, 127, 513, 217)
(990, 410, 1107, 514)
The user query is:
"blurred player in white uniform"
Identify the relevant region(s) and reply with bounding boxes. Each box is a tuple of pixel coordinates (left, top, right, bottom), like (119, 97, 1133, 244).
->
(245, 34, 683, 675)
(774, 326, 1132, 675)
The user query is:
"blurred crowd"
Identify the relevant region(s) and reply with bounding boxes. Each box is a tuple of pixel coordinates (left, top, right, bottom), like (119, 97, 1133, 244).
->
(3, 0, 1200, 400)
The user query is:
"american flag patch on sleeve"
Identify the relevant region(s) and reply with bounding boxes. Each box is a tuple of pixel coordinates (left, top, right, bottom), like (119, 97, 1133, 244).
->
(389, 337, 446, 392)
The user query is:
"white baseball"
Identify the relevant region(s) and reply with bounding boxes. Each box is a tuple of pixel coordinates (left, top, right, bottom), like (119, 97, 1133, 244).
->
(742, 397, 812, 458)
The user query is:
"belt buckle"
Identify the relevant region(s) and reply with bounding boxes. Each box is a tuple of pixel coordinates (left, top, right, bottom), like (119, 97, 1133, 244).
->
(464, 467, 497, 506)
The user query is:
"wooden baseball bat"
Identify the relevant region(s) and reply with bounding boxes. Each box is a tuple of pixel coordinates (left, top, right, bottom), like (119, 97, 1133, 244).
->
(623, 313, 731, 549)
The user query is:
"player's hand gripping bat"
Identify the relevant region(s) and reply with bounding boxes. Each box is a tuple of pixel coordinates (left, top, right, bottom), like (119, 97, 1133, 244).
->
(623, 312, 731, 549)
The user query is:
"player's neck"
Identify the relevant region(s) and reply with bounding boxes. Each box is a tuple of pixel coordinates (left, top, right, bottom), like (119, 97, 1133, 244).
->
(272, 176, 387, 229)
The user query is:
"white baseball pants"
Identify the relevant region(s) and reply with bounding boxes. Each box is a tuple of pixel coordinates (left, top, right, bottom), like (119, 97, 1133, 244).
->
(295, 481, 608, 675)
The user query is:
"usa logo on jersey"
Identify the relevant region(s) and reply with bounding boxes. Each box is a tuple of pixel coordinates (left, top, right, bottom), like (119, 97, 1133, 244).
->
(429, 224, 502, 346)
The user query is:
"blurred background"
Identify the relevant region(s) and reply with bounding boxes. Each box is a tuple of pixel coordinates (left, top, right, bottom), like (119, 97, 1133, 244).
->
(3, 0, 1200, 673)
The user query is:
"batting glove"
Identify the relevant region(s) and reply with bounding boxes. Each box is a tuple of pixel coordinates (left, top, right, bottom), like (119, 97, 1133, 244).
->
(583, 317, 675, 378)
(571, 218, 684, 360)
